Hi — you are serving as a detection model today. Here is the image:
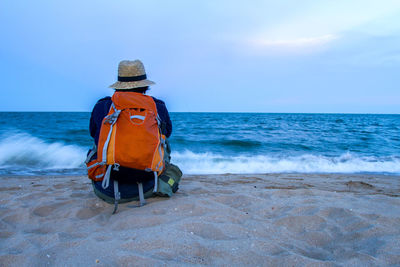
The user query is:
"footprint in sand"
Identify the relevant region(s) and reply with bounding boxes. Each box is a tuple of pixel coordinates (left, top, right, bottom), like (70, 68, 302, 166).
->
(2, 214, 24, 224)
(76, 206, 104, 220)
(32, 200, 75, 217)
(0, 231, 14, 238)
(33, 204, 58, 217)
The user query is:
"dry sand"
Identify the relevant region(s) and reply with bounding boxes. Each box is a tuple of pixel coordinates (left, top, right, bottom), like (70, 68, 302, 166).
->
(0, 173, 399, 266)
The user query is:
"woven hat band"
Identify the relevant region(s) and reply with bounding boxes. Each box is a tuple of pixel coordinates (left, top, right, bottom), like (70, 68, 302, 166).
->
(117, 74, 147, 82)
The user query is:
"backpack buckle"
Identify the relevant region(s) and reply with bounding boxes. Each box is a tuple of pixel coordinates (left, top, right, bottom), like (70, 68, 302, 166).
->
(113, 163, 120, 171)
(104, 112, 120, 124)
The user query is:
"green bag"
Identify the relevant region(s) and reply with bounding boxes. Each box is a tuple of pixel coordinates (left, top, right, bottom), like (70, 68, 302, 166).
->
(155, 162, 182, 197)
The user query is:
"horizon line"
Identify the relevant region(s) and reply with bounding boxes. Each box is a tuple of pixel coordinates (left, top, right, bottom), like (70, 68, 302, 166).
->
(0, 111, 398, 115)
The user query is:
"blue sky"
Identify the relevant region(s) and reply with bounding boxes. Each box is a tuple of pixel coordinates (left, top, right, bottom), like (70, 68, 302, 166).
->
(1, 0, 399, 113)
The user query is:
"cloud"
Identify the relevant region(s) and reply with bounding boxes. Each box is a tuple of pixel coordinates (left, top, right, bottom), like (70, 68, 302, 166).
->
(252, 34, 338, 48)
(240, 34, 339, 55)
(236, 1, 400, 55)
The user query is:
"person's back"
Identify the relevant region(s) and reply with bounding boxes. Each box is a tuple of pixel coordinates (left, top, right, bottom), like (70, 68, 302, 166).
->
(86, 60, 182, 213)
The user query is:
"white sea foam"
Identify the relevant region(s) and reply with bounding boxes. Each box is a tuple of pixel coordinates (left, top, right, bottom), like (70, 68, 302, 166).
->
(0, 133, 86, 171)
(0, 133, 399, 175)
(171, 150, 400, 175)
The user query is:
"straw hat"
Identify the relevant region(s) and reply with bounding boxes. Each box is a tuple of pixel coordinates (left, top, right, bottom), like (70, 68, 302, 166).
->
(109, 60, 155, 89)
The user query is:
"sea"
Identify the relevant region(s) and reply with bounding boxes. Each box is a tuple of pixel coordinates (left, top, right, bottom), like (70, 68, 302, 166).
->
(0, 112, 399, 176)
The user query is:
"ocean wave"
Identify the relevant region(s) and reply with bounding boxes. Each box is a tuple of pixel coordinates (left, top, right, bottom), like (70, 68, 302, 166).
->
(171, 150, 400, 175)
(0, 133, 86, 172)
(0, 132, 399, 176)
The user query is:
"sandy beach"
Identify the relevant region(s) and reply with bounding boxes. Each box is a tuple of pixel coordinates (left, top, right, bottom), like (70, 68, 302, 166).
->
(0, 173, 399, 266)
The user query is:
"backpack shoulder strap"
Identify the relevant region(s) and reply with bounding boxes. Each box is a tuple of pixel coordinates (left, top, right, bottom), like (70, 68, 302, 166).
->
(101, 102, 121, 165)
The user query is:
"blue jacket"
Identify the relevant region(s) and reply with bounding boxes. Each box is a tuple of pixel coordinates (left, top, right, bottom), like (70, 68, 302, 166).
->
(89, 95, 172, 146)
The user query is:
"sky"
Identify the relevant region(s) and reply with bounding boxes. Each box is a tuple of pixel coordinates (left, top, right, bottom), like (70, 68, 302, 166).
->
(0, 0, 399, 113)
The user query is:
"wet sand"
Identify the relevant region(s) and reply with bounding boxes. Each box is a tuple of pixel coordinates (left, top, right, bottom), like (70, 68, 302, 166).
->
(0, 173, 399, 266)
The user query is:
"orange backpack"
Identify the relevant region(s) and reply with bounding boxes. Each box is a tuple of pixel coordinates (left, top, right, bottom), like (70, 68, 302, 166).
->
(87, 92, 166, 186)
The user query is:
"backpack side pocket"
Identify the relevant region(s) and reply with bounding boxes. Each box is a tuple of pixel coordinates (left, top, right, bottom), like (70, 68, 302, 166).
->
(155, 163, 182, 197)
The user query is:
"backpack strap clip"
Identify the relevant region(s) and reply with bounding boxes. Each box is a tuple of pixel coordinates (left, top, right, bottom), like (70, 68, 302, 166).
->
(104, 104, 121, 124)
(113, 163, 120, 171)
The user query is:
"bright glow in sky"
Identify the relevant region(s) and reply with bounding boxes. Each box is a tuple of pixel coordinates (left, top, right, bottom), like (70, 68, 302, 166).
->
(0, 0, 399, 113)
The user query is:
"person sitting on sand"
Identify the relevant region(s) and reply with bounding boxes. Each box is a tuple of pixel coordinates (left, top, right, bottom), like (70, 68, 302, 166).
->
(86, 60, 182, 212)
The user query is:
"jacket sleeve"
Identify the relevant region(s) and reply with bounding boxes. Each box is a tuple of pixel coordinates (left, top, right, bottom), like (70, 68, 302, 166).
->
(152, 97, 172, 138)
(89, 97, 112, 145)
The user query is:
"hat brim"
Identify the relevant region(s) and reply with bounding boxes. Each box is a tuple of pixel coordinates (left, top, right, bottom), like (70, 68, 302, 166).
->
(108, 79, 155, 89)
